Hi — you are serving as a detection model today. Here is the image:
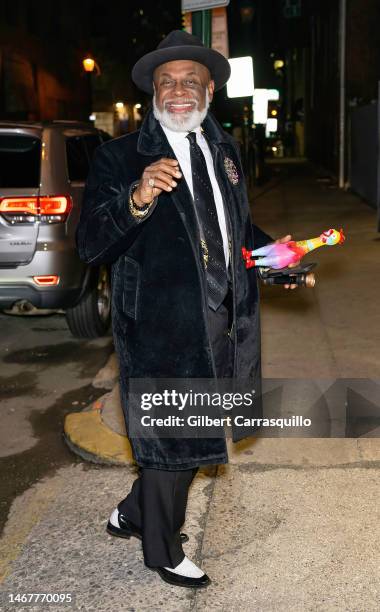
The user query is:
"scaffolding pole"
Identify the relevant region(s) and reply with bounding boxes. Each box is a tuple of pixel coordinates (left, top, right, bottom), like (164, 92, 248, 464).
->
(338, 0, 346, 189)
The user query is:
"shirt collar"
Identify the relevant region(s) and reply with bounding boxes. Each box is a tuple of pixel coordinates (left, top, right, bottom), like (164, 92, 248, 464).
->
(160, 123, 203, 145)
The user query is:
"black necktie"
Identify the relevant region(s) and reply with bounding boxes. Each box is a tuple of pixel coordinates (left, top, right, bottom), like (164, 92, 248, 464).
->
(186, 131, 228, 311)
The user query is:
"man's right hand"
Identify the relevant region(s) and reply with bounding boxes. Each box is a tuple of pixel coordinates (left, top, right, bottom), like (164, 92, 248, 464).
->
(132, 158, 182, 207)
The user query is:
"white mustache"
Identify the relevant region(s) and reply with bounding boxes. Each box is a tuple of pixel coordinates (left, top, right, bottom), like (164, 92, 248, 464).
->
(153, 89, 210, 132)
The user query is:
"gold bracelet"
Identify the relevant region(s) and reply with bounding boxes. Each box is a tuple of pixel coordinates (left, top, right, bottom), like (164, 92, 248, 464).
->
(128, 184, 154, 218)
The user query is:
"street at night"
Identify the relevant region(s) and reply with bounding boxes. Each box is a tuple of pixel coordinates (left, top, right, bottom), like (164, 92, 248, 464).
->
(0, 1, 379, 610)
(0, 313, 113, 533)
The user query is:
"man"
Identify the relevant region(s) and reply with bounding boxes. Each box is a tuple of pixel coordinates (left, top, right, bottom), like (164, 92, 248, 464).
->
(76, 30, 296, 589)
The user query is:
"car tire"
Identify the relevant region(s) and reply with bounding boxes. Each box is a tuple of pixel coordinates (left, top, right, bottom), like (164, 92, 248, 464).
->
(65, 265, 111, 338)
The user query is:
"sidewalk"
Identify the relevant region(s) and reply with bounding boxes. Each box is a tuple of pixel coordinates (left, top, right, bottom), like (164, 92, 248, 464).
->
(3, 161, 378, 611)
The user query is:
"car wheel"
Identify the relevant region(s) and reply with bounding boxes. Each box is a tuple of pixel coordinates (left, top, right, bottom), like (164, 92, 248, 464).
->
(65, 265, 111, 338)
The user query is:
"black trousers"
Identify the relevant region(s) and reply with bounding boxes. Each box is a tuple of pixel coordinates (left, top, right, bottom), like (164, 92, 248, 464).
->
(118, 467, 198, 567)
(118, 301, 234, 568)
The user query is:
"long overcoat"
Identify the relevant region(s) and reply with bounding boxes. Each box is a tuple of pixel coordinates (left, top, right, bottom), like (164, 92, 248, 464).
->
(76, 109, 272, 470)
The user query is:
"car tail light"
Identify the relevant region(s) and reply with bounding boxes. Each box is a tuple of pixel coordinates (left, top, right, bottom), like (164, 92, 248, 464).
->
(0, 196, 39, 214)
(33, 275, 60, 286)
(0, 196, 72, 224)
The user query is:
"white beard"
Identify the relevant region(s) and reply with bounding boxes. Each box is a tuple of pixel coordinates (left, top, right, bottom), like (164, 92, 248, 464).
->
(153, 89, 210, 132)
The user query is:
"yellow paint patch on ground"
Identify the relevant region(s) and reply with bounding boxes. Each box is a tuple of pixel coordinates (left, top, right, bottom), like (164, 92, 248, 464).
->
(64, 412, 134, 465)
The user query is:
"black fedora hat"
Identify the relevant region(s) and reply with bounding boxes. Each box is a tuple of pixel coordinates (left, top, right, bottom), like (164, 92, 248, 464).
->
(132, 30, 231, 94)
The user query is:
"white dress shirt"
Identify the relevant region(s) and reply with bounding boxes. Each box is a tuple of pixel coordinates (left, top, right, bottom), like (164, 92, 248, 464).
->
(161, 124, 230, 266)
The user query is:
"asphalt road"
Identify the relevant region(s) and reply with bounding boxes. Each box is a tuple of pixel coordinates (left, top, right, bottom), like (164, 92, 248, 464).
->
(0, 310, 113, 536)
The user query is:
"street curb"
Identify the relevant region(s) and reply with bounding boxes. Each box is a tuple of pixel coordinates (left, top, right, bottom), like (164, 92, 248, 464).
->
(64, 411, 134, 466)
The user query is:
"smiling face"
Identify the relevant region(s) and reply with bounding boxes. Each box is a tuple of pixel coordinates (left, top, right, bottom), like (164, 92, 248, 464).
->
(152, 60, 215, 131)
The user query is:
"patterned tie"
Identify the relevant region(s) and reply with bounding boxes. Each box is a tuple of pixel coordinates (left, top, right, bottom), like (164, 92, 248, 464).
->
(186, 131, 228, 311)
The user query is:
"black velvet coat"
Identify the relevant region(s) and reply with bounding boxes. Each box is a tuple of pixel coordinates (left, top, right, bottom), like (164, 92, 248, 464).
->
(76, 109, 272, 470)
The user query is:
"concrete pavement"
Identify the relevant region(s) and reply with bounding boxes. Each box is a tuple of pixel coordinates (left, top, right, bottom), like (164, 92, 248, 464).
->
(0, 443, 379, 611)
(1, 161, 379, 611)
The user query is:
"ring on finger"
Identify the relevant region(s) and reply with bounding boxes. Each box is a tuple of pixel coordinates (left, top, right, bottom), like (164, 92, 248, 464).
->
(148, 178, 155, 188)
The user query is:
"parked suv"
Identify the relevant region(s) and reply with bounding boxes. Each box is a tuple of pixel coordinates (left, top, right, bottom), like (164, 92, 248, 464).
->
(0, 120, 111, 337)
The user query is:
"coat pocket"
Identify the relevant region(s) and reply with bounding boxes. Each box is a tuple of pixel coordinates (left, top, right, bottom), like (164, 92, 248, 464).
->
(122, 256, 140, 319)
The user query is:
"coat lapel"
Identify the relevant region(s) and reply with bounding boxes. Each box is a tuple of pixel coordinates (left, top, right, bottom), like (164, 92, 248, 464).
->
(137, 108, 202, 257)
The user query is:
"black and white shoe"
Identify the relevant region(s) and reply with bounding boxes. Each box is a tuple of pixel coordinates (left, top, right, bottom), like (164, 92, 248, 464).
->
(106, 509, 189, 544)
(151, 556, 211, 589)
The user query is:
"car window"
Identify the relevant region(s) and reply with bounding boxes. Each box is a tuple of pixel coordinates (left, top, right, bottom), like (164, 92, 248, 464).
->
(66, 136, 89, 182)
(0, 135, 41, 188)
(83, 134, 102, 162)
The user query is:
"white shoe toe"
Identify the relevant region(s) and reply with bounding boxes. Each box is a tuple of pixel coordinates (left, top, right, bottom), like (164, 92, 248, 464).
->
(109, 508, 120, 528)
(164, 556, 204, 578)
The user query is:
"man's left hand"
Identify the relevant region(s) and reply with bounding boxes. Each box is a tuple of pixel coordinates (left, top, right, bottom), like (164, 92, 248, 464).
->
(274, 234, 298, 290)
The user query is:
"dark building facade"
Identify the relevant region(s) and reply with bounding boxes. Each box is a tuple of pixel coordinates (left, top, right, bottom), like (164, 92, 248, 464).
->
(306, 0, 380, 211)
(0, 0, 93, 120)
(0, 0, 181, 122)
(255, 0, 380, 188)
